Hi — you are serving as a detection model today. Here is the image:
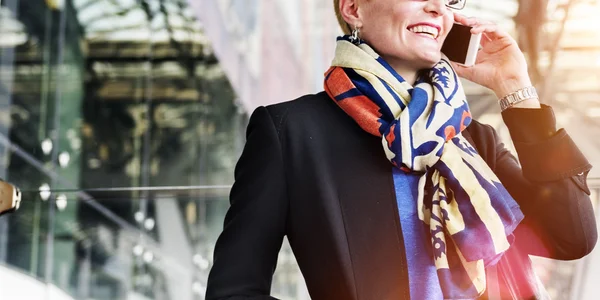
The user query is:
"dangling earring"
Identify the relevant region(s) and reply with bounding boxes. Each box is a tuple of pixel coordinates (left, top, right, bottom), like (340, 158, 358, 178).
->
(349, 25, 361, 45)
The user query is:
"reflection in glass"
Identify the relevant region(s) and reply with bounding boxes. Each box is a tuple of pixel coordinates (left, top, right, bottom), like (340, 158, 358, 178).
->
(0, 0, 246, 299)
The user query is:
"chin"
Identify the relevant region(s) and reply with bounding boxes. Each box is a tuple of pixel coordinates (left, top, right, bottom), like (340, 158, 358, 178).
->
(423, 61, 438, 68)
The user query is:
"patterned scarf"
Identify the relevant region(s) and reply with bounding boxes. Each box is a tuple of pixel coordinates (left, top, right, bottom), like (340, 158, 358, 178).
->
(324, 36, 524, 299)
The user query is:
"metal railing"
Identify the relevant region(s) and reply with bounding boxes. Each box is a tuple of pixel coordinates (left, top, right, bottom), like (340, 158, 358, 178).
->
(1, 176, 598, 300)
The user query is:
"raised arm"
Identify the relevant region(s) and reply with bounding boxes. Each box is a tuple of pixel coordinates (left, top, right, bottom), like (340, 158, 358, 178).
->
(486, 106, 596, 259)
(450, 13, 597, 259)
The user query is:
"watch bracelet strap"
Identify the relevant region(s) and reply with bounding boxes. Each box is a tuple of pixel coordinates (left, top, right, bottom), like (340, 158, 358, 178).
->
(498, 86, 538, 111)
(0, 181, 20, 215)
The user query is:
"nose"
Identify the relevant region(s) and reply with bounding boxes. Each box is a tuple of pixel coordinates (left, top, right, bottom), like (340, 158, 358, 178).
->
(424, 0, 448, 16)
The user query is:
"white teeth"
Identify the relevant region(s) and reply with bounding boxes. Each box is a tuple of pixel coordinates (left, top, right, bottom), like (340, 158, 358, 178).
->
(409, 25, 439, 39)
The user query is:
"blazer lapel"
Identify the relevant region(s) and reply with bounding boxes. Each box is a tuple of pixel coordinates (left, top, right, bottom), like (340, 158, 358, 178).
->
(333, 131, 411, 300)
(334, 124, 483, 300)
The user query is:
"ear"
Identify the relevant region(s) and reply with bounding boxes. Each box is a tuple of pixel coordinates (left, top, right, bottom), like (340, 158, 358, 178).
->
(339, 0, 362, 28)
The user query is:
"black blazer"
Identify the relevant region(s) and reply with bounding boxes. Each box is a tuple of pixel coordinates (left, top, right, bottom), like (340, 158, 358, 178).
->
(206, 92, 597, 300)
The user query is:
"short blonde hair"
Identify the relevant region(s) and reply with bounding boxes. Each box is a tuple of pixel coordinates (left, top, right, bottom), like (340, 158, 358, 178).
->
(334, 0, 352, 35)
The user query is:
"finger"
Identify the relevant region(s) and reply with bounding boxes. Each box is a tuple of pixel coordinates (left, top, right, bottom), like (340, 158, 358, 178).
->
(470, 23, 498, 34)
(454, 15, 479, 26)
(449, 61, 462, 71)
(479, 32, 494, 48)
(453, 14, 493, 28)
(450, 61, 475, 81)
(474, 25, 510, 47)
(453, 13, 469, 24)
(470, 23, 505, 40)
(473, 24, 518, 51)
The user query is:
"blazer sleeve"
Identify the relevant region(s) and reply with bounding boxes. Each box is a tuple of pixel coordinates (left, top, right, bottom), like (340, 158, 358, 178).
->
(205, 106, 287, 300)
(492, 105, 597, 260)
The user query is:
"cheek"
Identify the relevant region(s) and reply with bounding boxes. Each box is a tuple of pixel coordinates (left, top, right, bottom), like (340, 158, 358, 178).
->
(362, 24, 393, 46)
(440, 16, 455, 42)
(445, 13, 455, 33)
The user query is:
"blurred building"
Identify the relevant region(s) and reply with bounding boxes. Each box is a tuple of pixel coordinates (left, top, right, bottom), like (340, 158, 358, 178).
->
(0, 0, 245, 299)
(191, 0, 339, 112)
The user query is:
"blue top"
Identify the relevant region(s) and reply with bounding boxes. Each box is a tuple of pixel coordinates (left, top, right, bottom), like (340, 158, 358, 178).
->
(393, 168, 443, 300)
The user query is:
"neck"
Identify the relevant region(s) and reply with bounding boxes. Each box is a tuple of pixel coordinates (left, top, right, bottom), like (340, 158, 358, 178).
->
(392, 64, 418, 85)
(387, 59, 420, 85)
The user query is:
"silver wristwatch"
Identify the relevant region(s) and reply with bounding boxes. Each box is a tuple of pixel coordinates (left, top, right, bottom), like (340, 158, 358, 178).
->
(498, 86, 538, 111)
(0, 180, 20, 216)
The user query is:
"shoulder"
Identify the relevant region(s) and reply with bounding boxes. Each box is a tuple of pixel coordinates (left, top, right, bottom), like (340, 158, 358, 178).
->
(262, 91, 343, 131)
(465, 119, 501, 164)
(265, 91, 333, 119)
(466, 119, 498, 141)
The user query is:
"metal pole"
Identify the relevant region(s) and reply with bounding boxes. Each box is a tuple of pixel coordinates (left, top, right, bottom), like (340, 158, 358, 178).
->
(44, 2, 68, 285)
(0, 0, 18, 267)
(31, 1, 55, 278)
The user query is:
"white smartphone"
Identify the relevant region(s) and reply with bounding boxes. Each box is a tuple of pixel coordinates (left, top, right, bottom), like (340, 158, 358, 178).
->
(441, 23, 482, 67)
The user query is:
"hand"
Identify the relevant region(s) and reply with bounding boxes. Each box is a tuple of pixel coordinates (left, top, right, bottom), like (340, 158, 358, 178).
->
(450, 14, 539, 107)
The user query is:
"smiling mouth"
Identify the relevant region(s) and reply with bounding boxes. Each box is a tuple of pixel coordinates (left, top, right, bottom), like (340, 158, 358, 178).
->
(407, 25, 440, 40)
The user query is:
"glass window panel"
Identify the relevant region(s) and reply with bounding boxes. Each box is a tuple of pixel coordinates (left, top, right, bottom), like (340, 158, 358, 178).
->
(1, 0, 245, 299)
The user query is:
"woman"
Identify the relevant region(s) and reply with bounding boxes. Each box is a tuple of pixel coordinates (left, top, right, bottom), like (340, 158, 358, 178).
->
(206, 0, 597, 299)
